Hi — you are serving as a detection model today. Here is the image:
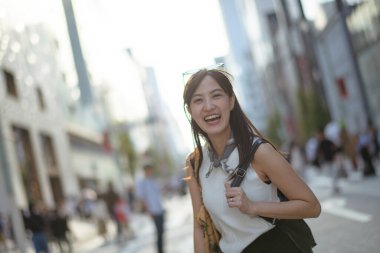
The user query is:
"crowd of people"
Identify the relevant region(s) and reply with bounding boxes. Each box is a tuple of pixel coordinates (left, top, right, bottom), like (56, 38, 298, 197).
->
(0, 166, 169, 253)
(292, 119, 379, 194)
(0, 184, 130, 253)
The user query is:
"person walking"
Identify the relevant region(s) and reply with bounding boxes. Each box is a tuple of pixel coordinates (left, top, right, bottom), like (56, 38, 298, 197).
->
(49, 208, 72, 253)
(23, 202, 50, 253)
(100, 183, 119, 241)
(136, 165, 165, 253)
(357, 123, 377, 177)
(316, 126, 341, 193)
(0, 212, 7, 252)
(93, 198, 109, 243)
(183, 67, 320, 253)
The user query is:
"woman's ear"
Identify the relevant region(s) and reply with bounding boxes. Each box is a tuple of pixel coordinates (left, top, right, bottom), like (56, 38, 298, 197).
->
(186, 105, 192, 115)
(229, 95, 235, 111)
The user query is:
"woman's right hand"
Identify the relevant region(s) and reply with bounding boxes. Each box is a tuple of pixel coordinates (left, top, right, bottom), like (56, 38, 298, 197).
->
(225, 181, 257, 215)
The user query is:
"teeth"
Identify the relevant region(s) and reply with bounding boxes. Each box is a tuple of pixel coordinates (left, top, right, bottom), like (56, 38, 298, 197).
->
(204, 115, 220, 121)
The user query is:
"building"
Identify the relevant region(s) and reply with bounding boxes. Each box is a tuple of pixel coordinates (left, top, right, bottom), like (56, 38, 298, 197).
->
(346, 0, 380, 128)
(0, 23, 78, 251)
(217, 0, 329, 143)
(218, 0, 268, 132)
(313, 0, 375, 134)
(0, 1, 125, 251)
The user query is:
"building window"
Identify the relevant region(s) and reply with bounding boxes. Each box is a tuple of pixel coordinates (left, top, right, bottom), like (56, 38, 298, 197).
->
(3, 69, 18, 98)
(36, 87, 45, 111)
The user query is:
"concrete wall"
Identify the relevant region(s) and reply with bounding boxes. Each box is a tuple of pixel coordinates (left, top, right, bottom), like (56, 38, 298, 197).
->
(315, 16, 367, 134)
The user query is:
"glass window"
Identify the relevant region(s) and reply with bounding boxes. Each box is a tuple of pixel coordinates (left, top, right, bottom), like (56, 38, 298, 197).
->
(3, 69, 18, 98)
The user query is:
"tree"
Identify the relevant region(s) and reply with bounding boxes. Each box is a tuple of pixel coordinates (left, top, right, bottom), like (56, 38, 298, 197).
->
(266, 110, 283, 147)
(296, 87, 330, 141)
(117, 131, 137, 177)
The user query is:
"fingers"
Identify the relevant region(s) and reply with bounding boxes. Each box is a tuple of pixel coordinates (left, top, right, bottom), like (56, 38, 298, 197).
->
(225, 181, 244, 207)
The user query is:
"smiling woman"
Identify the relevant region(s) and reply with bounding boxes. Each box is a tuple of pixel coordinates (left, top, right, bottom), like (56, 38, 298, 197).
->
(183, 68, 320, 253)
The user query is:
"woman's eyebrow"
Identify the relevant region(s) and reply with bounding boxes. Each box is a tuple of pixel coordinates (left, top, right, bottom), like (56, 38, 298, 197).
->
(210, 88, 224, 93)
(193, 88, 224, 97)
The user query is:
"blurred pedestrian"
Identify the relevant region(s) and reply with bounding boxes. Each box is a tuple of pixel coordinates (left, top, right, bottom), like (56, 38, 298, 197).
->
(100, 182, 119, 241)
(340, 125, 358, 171)
(325, 121, 348, 175)
(127, 186, 136, 212)
(93, 198, 109, 242)
(316, 126, 340, 193)
(114, 195, 133, 242)
(23, 202, 50, 253)
(0, 212, 7, 252)
(183, 68, 320, 253)
(305, 133, 320, 168)
(367, 120, 380, 164)
(136, 165, 165, 253)
(357, 122, 377, 177)
(288, 139, 306, 177)
(49, 208, 72, 253)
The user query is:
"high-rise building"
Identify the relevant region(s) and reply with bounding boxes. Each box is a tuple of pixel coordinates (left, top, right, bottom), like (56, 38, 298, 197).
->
(218, 0, 268, 132)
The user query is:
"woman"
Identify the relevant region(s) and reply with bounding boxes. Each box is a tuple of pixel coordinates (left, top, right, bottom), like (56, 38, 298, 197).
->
(183, 68, 321, 253)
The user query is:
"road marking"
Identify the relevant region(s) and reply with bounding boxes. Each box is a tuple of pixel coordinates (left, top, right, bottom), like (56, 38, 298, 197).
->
(321, 197, 372, 223)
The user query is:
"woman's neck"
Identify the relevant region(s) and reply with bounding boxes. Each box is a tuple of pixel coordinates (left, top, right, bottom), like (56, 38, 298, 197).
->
(209, 129, 232, 158)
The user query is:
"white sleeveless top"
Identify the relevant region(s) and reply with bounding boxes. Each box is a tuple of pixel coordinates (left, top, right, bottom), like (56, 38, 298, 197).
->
(200, 145, 279, 253)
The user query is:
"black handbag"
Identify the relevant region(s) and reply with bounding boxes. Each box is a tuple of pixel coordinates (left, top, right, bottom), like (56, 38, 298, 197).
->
(230, 137, 317, 253)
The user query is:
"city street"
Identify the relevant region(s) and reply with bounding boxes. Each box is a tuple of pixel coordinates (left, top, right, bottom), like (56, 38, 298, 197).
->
(2, 1, 379, 253)
(75, 168, 380, 253)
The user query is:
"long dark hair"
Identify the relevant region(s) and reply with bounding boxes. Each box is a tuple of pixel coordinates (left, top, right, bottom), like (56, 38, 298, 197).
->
(183, 68, 266, 179)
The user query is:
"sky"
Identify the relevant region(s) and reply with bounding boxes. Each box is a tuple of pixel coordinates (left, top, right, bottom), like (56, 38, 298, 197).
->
(75, 0, 228, 115)
(72, 0, 230, 151)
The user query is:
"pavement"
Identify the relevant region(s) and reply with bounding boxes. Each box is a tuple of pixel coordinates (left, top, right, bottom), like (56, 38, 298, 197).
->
(5, 163, 379, 253)
(71, 194, 193, 253)
(79, 164, 380, 253)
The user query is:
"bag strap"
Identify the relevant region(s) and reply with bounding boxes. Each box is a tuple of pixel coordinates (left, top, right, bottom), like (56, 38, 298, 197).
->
(230, 138, 267, 187)
(228, 138, 279, 225)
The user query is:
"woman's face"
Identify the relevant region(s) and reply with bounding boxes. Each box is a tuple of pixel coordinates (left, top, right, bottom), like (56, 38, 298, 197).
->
(187, 75, 235, 139)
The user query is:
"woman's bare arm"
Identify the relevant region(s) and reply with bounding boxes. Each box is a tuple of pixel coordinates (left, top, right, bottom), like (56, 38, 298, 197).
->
(226, 143, 321, 219)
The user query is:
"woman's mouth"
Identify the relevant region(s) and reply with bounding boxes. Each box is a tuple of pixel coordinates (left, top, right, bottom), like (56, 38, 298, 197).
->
(204, 114, 221, 123)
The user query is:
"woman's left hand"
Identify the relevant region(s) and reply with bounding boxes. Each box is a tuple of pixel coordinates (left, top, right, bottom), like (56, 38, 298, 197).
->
(225, 181, 255, 215)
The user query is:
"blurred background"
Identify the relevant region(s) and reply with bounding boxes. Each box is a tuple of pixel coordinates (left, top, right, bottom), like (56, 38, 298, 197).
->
(0, 0, 379, 252)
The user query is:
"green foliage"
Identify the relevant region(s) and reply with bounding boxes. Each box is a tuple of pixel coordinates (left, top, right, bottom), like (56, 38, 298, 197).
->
(296, 87, 330, 141)
(118, 131, 137, 176)
(144, 146, 175, 177)
(266, 111, 283, 147)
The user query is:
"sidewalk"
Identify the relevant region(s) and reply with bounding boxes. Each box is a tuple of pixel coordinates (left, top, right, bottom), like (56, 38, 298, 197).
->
(12, 166, 376, 253)
(73, 194, 192, 253)
(82, 167, 380, 253)
(62, 168, 380, 253)
(304, 164, 379, 201)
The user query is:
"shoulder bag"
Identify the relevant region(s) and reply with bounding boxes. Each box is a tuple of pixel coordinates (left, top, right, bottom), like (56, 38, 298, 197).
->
(231, 138, 317, 253)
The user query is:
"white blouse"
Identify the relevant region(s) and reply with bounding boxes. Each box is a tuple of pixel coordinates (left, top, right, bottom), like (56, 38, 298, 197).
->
(200, 145, 279, 253)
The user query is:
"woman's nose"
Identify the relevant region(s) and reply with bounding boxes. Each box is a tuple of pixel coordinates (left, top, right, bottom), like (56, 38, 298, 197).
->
(204, 98, 215, 110)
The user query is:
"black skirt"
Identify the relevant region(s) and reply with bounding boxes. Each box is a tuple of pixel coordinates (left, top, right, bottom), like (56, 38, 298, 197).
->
(242, 225, 304, 253)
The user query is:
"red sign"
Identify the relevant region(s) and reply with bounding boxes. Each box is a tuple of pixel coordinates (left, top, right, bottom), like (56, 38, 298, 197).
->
(336, 78, 348, 98)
